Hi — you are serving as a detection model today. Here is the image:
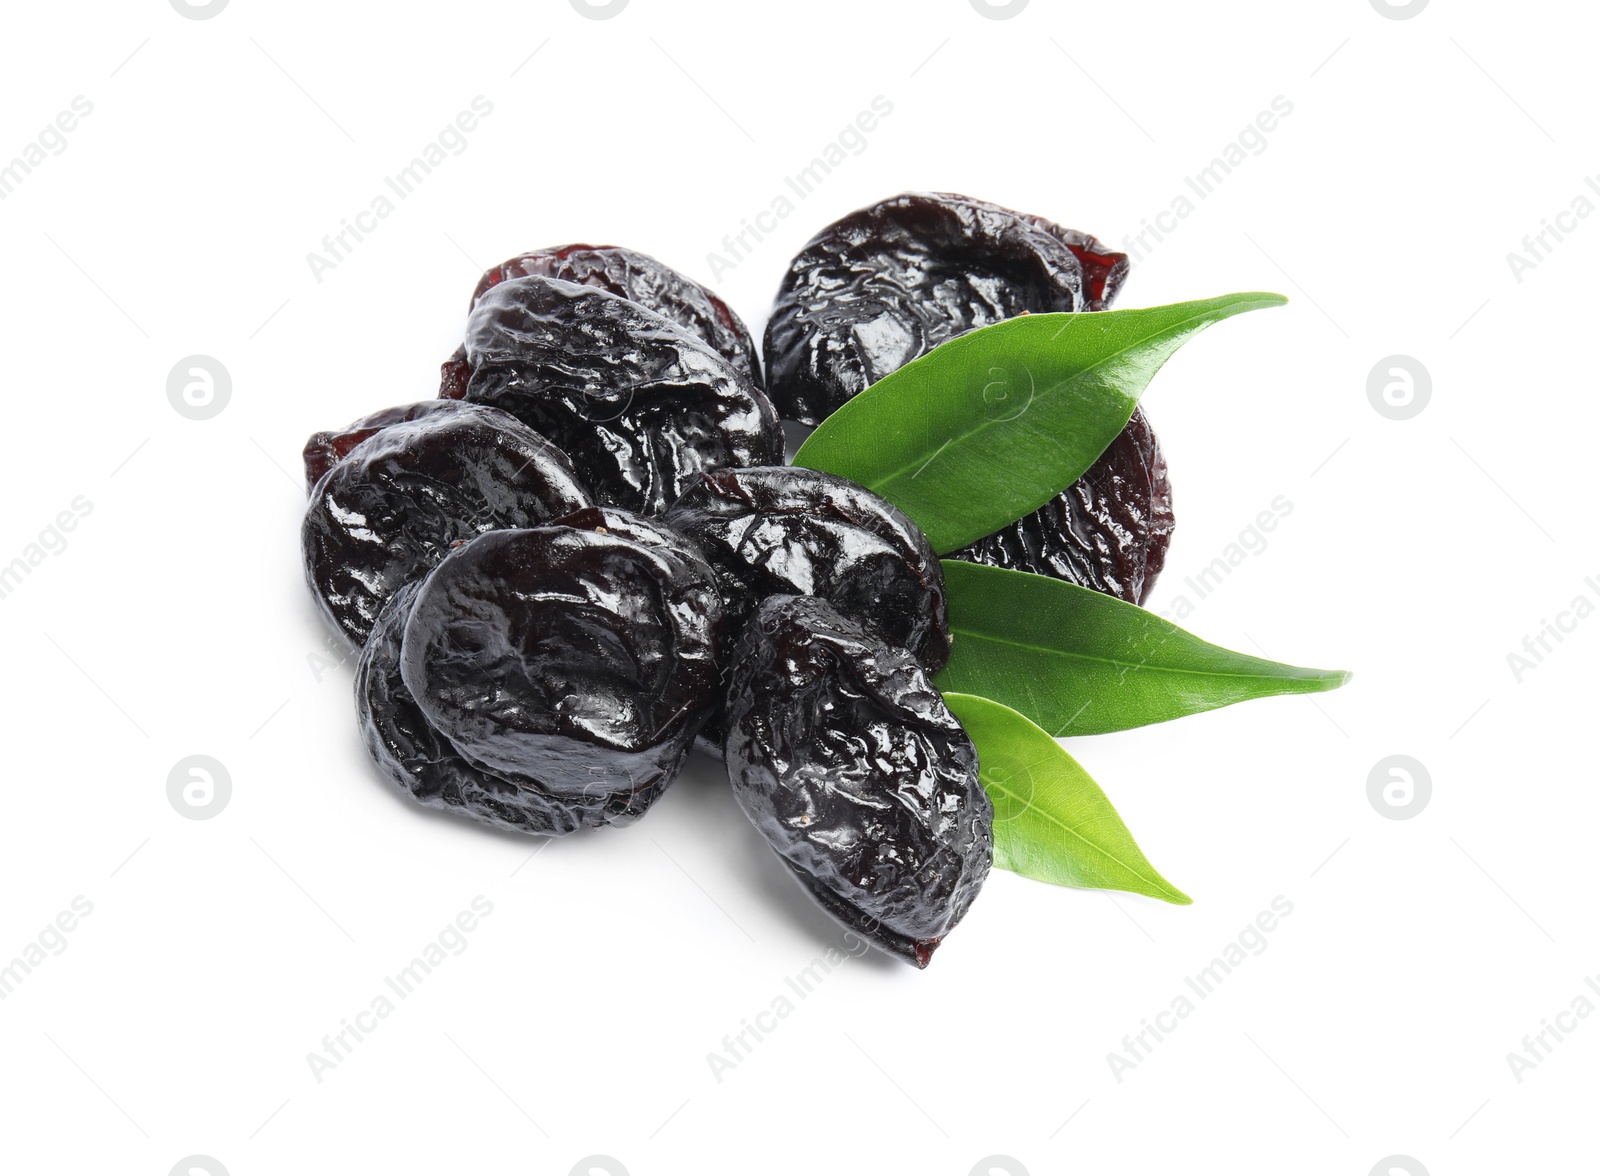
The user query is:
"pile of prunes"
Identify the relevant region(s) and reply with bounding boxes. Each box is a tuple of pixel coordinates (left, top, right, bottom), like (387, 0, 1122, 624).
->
(301, 193, 1173, 966)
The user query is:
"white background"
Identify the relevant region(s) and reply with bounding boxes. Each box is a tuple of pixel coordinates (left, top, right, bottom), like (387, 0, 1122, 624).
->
(0, 1, 1593, 1174)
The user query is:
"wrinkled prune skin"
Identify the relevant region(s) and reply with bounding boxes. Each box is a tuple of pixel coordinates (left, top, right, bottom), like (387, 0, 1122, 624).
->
(764, 191, 1130, 425)
(400, 510, 725, 808)
(663, 466, 950, 670)
(302, 400, 465, 491)
(439, 244, 760, 398)
(953, 408, 1174, 604)
(302, 403, 590, 647)
(355, 582, 646, 834)
(449, 276, 783, 515)
(764, 191, 1173, 601)
(724, 596, 992, 968)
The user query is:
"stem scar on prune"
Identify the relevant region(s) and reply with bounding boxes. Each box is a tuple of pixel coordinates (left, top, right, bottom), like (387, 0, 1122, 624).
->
(763, 191, 1130, 426)
(301, 401, 590, 647)
(448, 276, 783, 515)
(952, 407, 1175, 604)
(723, 595, 992, 968)
(439, 244, 761, 399)
(356, 582, 644, 834)
(399, 508, 726, 809)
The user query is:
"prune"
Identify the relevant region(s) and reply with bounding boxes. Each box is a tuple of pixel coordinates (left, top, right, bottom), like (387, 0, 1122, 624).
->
(663, 466, 950, 670)
(302, 402, 590, 646)
(439, 244, 760, 399)
(448, 276, 783, 515)
(400, 508, 725, 807)
(763, 191, 1130, 425)
(355, 582, 644, 834)
(765, 191, 1173, 602)
(302, 400, 463, 490)
(953, 408, 1174, 604)
(723, 596, 992, 967)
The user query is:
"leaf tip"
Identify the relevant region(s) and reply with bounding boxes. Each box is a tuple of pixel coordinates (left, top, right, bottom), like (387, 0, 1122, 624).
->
(1231, 291, 1288, 309)
(1297, 665, 1354, 693)
(1214, 291, 1288, 315)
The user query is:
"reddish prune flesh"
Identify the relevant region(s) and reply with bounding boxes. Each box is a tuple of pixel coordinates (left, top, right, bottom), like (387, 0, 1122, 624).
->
(449, 276, 783, 515)
(663, 466, 950, 671)
(723, 596, 992, 967)
(440, 245, 760, 400)
(356, 582, 648, 834)
(399, 509, 725, 806)
(302, 400, 465, 490)
(763, 191, 1130, 426)
(301, 401, 590, 647)
(953, 408, 1174, 604)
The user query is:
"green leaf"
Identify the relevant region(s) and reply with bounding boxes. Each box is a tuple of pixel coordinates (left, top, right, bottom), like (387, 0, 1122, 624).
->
(944, 693, 1190, 903)
(792, 292, 1286, 553)
(936, 560, 1351, 736)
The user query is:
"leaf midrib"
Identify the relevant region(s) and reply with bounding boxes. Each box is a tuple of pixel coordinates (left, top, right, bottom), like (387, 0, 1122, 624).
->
(851, 301, 1264, 494)
(948, 625, 1343, 684)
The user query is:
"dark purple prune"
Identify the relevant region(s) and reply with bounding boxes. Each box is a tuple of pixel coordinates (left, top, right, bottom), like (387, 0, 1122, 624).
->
(724, 596, 992, 968)
(448, 276, 783, 515)
(449, 243, 758, 383)
(439, 244, 760, 401)
(662, 466, 950, 670)
(399, 508, 725, 808)
(302, 400, 464, 491)
(765, 191, 1174, 602)
(301, 402, 590, 647)
(355, 582, 650, 834)
(763, 191, 1130, 425)
(952, 408, 1175, 604)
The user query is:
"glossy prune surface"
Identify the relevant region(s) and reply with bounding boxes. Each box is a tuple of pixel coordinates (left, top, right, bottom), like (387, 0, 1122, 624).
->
(723, 596, 992, 967)
(302, 400, 463, 490)
(400, 509, 725, 806)
(355, 582, 643, 834)
(440, 245, 760, 398)
(450, 276, 783, 515)
(953, 408, 1174, 604)
(663, 465, 950, 671)
(764, 191, 1130, 425)
(302, 402, 590, 647)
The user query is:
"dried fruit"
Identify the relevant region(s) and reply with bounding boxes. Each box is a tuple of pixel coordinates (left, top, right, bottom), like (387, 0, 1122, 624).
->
(296, 190, 1339, 962)
(663, 465, 950, 669)
(302, 400, 464, 491)
(400, 508, 725, 809)
(769, 191, 1172, 601)
(449, 276, 783, 514)
(952, 408, 1174, 604)
(723, 595, 992, 967)
(355, 582, 635, 834)
(763, 191, 1129, 426)
(301, 401, 590, 646)
(439, 244, 760, 399)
